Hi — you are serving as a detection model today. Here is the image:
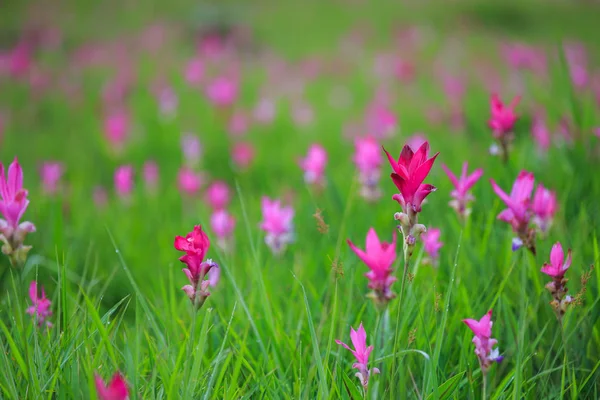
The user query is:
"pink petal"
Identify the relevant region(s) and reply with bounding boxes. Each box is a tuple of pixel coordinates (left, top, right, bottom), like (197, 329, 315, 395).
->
(364, 228, 381, 256)
(441, 164, 459, 189)
(550, 242, 564, 270)
(8, 158, 23, 197)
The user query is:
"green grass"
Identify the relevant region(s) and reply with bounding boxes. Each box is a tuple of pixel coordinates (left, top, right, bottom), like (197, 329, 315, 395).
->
(0, 0, 599, 398)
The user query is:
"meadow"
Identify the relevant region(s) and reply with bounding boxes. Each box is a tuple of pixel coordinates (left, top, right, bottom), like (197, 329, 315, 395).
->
(0, 0, 599, 398)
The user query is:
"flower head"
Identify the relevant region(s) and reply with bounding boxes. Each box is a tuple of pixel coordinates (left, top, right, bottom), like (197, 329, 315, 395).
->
(94, 372, 129, 400)
(205, 181, 231, 210)
(441, 162, 483, 219)
(40, 162, 63, 195)
(421, 227, 443, 263)
(541, 242, 572, 279)
(231, 142, 255, 170)
(211, 209, 236, 243)
(347, 228, 397, 304)
(300, 144, 328, 186)
(142, 161, 159, 192)
(488, 94, 519, 137)
(181, 133, 202, 168)
(353, 136, 382, 201)
(0, 158, 30, 230)
(541, 242, 574, 319)
(463, 310, 503, 375)
(532, 185, 557, 234)
(114, 165, 134, 199)
(259, 197, 294, 255)
(490, 171, 534, 234)
(206, 76, 238, 108)
(177, 167, 203, 196)
(335, 323, 380, 389)
(26, 281, 52, 328)
(103, 110, 129, 151)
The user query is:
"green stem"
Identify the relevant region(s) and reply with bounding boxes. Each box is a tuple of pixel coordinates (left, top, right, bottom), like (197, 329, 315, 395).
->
(482, 373, 488, 400)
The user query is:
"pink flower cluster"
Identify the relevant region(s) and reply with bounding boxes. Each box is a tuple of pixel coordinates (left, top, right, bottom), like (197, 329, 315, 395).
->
(441, 162, 483, 220)
(259, 197, 294, 255)
(541, 242, 573, 319)
(95, 372, 129, 400)
(463, 310, 503, 375)
(300, 144, 328, 188)
(26, 281, 52, 328)
(336, 323, 379, 389)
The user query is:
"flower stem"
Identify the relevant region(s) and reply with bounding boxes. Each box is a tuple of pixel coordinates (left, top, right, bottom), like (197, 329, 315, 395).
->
(482, 373, 488, 400)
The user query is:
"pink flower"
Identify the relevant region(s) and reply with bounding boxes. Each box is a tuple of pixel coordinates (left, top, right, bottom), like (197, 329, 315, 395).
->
(531, 112, 551, 152)
(384, 141, 439, 213)
(174, 225, 218, 309)
(488, 94, 520, 138)
(441, 162, 483, 218)
(8, 42, 31, 78)
(259, 197, 294, 255)
(532, 185, 557, 234)
(177, 167, 203, 196)
(114, 165, 134, 199)
(353, 136, 382, 201)
(142, 161, 159, 192)
(421, 227, 443, 262)
(365, 103, 397, 139)
(103, 110, 129, 151)
(347, 228, 397, 303)
(564, 42, 589, 89)
(335, 323, 380, 389)
(211, 209, 236, 243)
(185, 57, 204, 86)
(39, 162, 63, 195)
(442, 75, 466, 103)
(205, 181, 230, 210)
(231, 142, 255, 170)
(206, 76, 238, 108)
(541, 242, 572, 279)
(463, 310, 503, 375)
(26, 281, 52, 328)
(156, 86, 178, 117)
(300, 144, 328, 186)
(253, 97, 276, 125)
(228, 111, 249, 137)
(490, 171, 534, 236)
(406, 134, 427, 152)
(181, 133, 202, 168)
(94, 372, 129, 400)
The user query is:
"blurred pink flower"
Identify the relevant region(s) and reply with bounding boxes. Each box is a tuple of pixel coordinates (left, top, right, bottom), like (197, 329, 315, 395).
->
(441, 162, 483, 219)
(347, 228, 397, 303)
(8, 42, 32, 78)
(211, 209, 236, 247)
(26, 281, 52, 328)
(228, 111, 249, 137)
(532, 185, 557, 235)
(206, 76, 238, 108)
(406, 134, 427, 152)
(421, 227, 443, 263)
(103, 110, 129, 151)
(541, 242, 573, 319)
(335, 323, 379, 389)
(463, 310, 503, 375)
(300, 144, 328, 187)
(259, 196, 294, 255)
(541, 242, 571, 279)
(181, 133, 202, 168)
(185, 57, 204, 86)
(177, 167, 203, 196)
(365, 103, 397, 139)
(253, 97, 276, 125)
(564, 42, 589, 89)
(142, 161, 159, 192)
(531, 112, 551, 152)
(40, 162, 63, 195)
(489, 94, 519, 138)
(156, 86, 178, 117)
(114, 165, 134, 199)
(231, 142, 255, 170)
(93, 186, 108, 208)
(353, 136, 382, 201)
(94, 373, 129, 400)
(205, 181, 230, 210)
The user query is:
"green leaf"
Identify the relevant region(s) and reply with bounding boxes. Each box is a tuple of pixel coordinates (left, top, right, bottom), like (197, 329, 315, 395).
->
(426, 371, 465, 400)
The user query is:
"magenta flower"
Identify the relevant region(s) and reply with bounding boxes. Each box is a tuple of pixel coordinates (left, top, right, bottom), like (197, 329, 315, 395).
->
(488, 94, 519, 138)
(259, 197, 294, 255)
(347, 228, 397, 305)
(142, 161, 159, 193)
(177, 167, 203, 197)
(103, 110, 129, 152)
(205, 181, 231, 211)
(532, 185, 557, 235)
(114, 165, 134, 200)
(441, 162, 483, 219)
(94, 372, 129, 400)
(211, 209, 236, 250)
(206, 76, 238, 108)
(335, 323, 379, 389)
(541, 242, 573, 319)
(353, 136, 382, 201)
(174, 225, 218, 309)
(421, 227, 443, 265)
(231, 142, 255, 170)
(463, 310, 503, 375)
(228, 111, 249, 137)
(26, 281, 52, 328)
(253, 96, 276, 125)
(185, 57, 204, 86)
(384, 141, 439, 214)
(564, 42, 589, 89)
(181, 133, 202, 168)
(40, 162, 63, 195)
(300, 144, 328, 187)
(531, 112, 551, 152)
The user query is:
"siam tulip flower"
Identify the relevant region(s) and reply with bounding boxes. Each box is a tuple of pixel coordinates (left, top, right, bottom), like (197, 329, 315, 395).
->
(103, 110, 129, 153)
(347, 228, 397, 306)
(205, 181, 230, 210)
(441, 162, 483, 219)
(541, 242, 573, 319)
(531, 112, 551, 153)
(210, 209, 236, 250)
(490, 171, 537, 254)
(352, 136, 382, 201)
(185, 57, 204, 86)
(253, 96, 276, 125)
(299, 144, 328, 188)
(94, 372, 129, 400)
(259, 196, 294, 255)
(114, 165, 134, 200)
(394, 58, 415, 83)
(335, 323, 380, 390)
(206, 76, 238, 109)
(406, 134, 427, 152)
(40, 162, 64, 195)
(488, 94, 520, 162)
(156, 86, 178, 118)
(463, 310, 503, 375)
(228, 111, 249, 137)
(142, 161, 159, 193)
(421, 227, 443, 266)
(174, 225, 219, 310)
(181, 133, 202, 169)
(365, 103, 397, 139)
(532, 185, 557, 235)
(384, 141, 438, 259)
(177, 167, 203, 196)
(231, 142, 255, 170)
(557, 117, 573, 145)
(8, 42, 32, 78)
(26, 281, 52, 328)
(0, 158, 36, 266)
(564, 42, 589, 89)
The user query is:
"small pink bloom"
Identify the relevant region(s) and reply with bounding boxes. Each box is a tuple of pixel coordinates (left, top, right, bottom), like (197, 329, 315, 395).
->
(185, 57, 204, 86)
(177, 167, 203, 196)
(205, 181, 230, 210)
(353, 136, 382, 201)
(211, 209, 236, 241)
(231, 142, 255, 170)
(206, 76, 238, 108)
(94, 372, 129, 400)
(114, 165, 134, 199)
(228, 111, 249, 137)
(531, 112, 551, 152)
(103, 110, 129, 151)
(442, 74, 466, 103)
(8, 42, 31, 78)
(541, 242, 571, 278)
(488, 94, 520, 138)
(142, 161, 159, 192)
(156, 86, 178, 117)
(26, 281, 52, 328)
(441, 162, 483, 218)
(564, 42, 589, 89)
(463, 310, 503, 375)
(259, 197, 294, 255)
(300, 144, 328, 186)
(253, 97, 276, 124)
(421, 227, 443, 262)
(365, 103, 397, 139)
(490, 171, 534, 234)
(335, 323, 380, 389)
(181, 133, 202, 168)
(384, 141, 439, 213)
(532, 185, 557, 234)
(0, 158, 34, 234)
(39, 162, 63, 195)
(347, 228, 397, 302)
